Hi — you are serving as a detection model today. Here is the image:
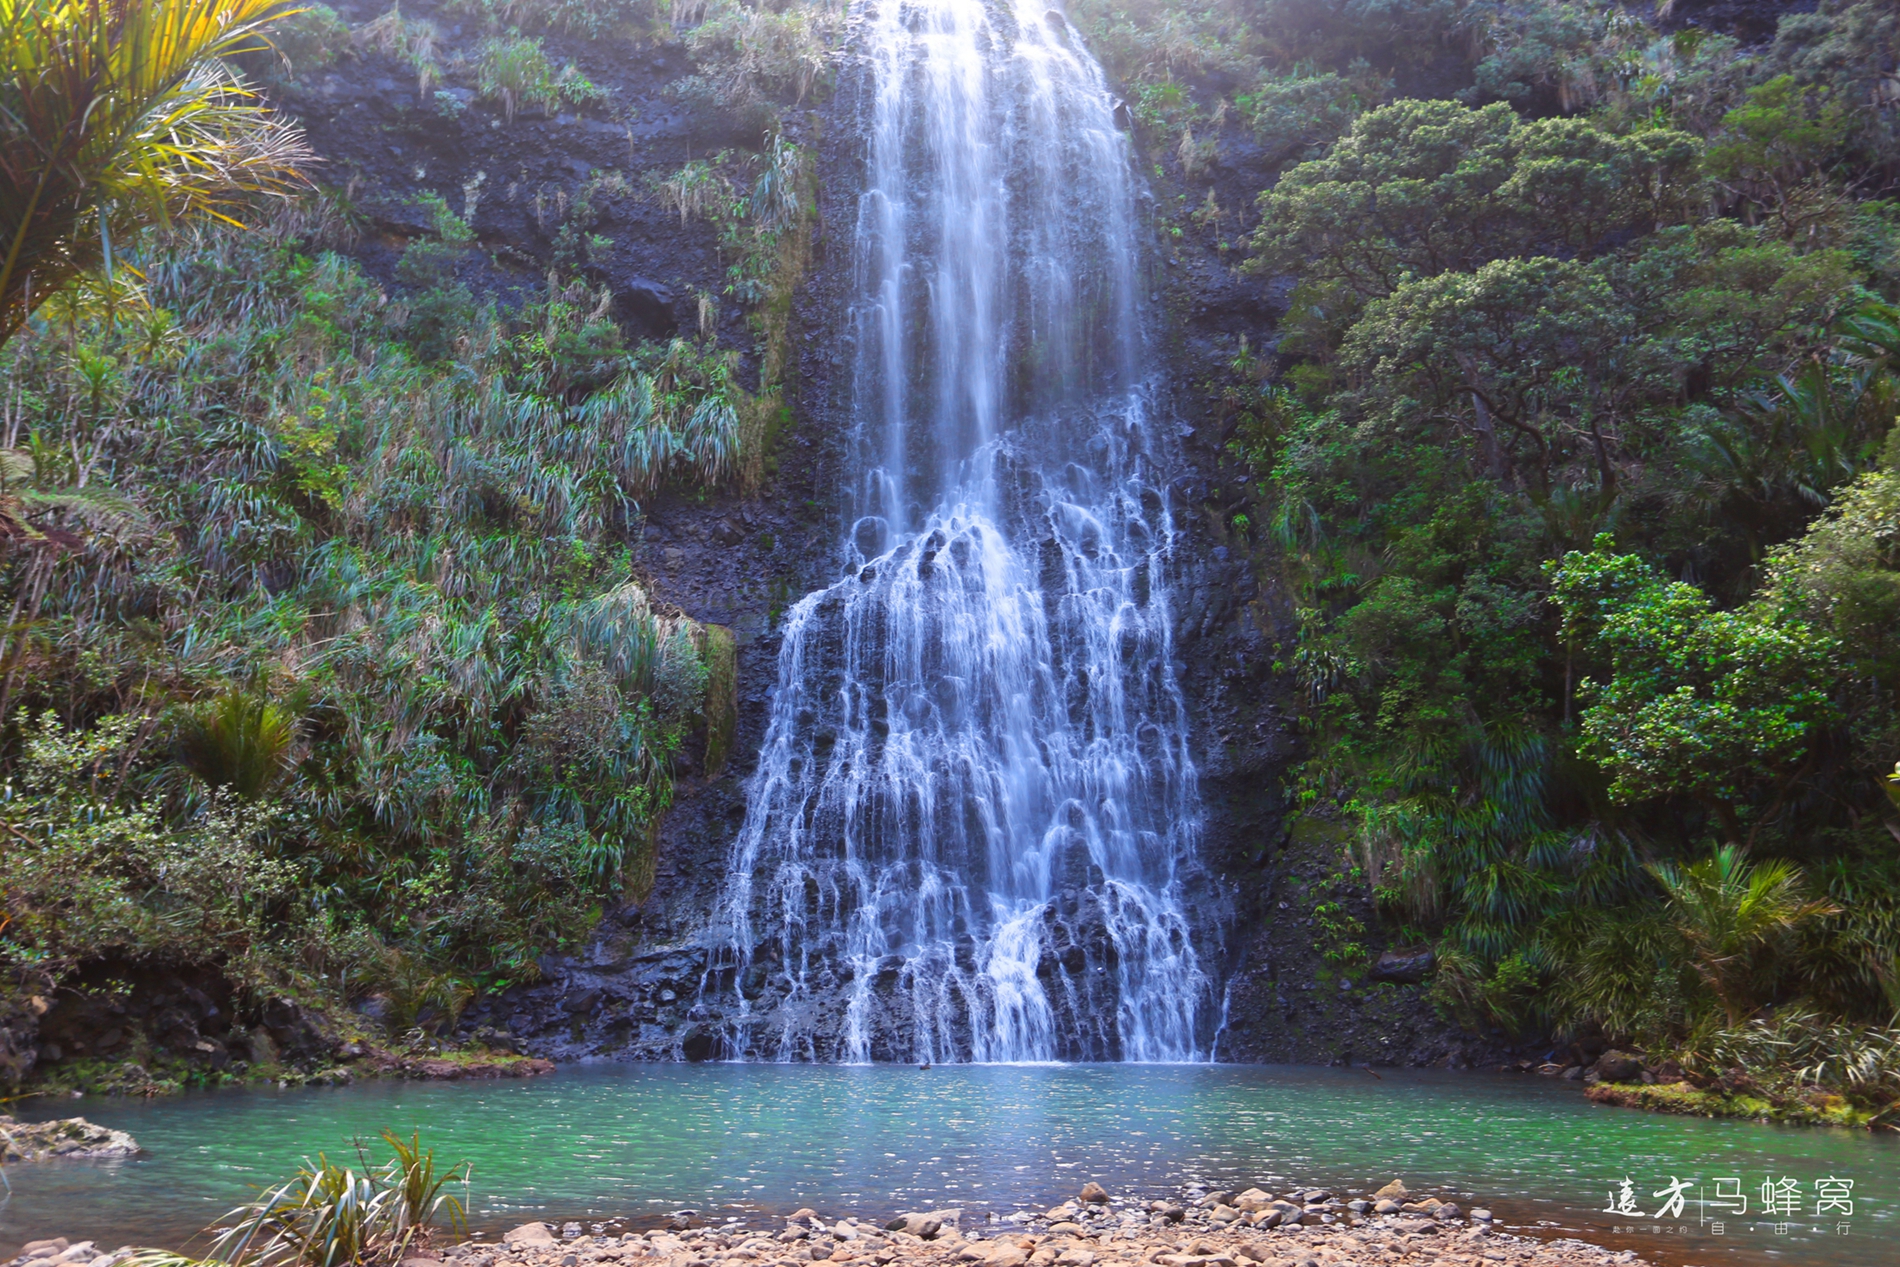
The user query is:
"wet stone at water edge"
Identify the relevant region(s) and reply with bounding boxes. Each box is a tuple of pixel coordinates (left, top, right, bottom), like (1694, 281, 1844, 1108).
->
(410, 1181, 1637, 1267)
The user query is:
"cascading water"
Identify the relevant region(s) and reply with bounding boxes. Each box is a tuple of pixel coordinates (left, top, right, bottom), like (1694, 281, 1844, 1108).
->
(698, 0, 1213, 1063)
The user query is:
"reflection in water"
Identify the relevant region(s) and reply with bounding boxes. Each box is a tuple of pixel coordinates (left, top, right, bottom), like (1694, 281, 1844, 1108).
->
(5, 1065, 1891, 1266)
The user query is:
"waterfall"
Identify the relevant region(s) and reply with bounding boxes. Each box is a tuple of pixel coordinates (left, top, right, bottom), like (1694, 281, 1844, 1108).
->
(699, 0, 1212, 1063)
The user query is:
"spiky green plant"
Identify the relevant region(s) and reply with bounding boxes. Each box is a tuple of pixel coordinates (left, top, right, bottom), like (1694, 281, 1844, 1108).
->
(170, 689, 298, 798)
(474, 34, 555, 123)
(208, 1131, 467, 1266)
(0, 0, 311, 348)
(1650, 844, 1838, 1026)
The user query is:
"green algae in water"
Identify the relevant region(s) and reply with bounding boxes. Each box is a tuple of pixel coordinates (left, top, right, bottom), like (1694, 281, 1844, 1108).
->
(4, 1065, 1892, 1265)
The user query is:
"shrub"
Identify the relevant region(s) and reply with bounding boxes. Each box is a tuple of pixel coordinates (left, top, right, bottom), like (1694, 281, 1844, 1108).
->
(393, 195, 478, 363)
(475, 35, 556, 122)
(206, 1130, 468, 1266)
(475, 35, 607, 122)
(683, 1, 842, 108)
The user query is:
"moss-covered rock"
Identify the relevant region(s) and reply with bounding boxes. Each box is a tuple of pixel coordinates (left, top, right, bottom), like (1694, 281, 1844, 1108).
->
(1587, 1080, 1885, 1128)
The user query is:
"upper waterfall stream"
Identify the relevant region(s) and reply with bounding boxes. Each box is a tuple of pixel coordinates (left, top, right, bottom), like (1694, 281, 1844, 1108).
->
(699, 0, 1214, 1062)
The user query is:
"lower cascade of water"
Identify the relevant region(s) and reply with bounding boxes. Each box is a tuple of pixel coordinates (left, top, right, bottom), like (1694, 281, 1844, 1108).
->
(698, 0, 1216, 1062)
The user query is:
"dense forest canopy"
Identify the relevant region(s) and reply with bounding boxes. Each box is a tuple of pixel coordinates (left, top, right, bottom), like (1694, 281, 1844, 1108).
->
(0, 0, 1897, 1114)
(1079, 0, 1900, 1096)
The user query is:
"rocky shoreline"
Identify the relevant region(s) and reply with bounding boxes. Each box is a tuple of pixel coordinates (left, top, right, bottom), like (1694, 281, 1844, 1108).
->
(457, 1181, 1645, 1267)
(5, 1180, 1650, 1267)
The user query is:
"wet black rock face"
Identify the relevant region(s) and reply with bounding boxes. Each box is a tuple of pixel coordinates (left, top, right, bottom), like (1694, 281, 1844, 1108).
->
(30, 961, 342, 1084)
(257, 4, 1531, 1070)
(489, 35, 1318, 1066)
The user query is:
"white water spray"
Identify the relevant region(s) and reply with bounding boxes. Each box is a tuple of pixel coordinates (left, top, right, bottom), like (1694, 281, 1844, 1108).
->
(701, 0, 1211, 1062)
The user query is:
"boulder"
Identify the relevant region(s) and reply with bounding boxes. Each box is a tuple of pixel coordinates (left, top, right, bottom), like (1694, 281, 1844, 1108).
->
(1368, 948, 1434, 984)
(1592, 1051, 1643, 1083)
(1372, 1180, 1408, 1201)
(1234, 1189, 1273, 1213)
(983, 1243, 1028, 1267)
(886, 1214, 943, 1238)
(503, 1224, 558, 1249)
(1079, 1181, 1110, 1204)
(0, 1116, 139, 1161)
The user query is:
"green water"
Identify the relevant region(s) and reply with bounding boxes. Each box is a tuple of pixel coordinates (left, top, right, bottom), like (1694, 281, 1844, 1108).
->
(4, 1065, 1891, 1266)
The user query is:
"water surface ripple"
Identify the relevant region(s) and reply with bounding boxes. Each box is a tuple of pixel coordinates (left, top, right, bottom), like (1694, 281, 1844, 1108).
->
(6, 1065, 1891, 1266)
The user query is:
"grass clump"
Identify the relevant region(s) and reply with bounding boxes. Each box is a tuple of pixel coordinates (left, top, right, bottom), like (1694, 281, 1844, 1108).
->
(119, 1130, 468, 1267)
(474, 34, 606, 122)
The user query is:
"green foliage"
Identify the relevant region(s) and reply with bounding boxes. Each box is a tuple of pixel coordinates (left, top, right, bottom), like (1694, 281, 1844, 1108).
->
(1677, 1010, 1900, 1108)
(681, 0, 841, 112)
(209, 1130, 467, 1267)
(1649, 845, 1837, 1025)
(653, 134, 809, 309)
(444, 0, 658, 39)
(0, 712, 315, 994)
(1238, 60, 1390, 164)
(1704, 75, 1854, 238)
(0, 198, 743, 1003)
(0, 0, 311, 348)
(251, 5, 352, 83)
(1763, 1, 1900, 182)
(1224, 0, 1900, 1061)
(347, 6, 445, 96)
(474, 34, 603, 123)
(169, 690, 301, 801)
(1312, 898, 1368, 969)
(1250, 100, 1705, 302)
(1249, 0, 1466, 72)
(393, 194, 476, 363)
(1460, 0, 1650, 111)
(1551, 542, 1841, 830)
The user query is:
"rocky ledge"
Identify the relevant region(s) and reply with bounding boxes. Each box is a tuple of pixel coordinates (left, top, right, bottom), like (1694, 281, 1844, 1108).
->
(0, 1116, 138, 1162)
(436, 1180, 1645, 1267)
(351, 1048, 557, 1082)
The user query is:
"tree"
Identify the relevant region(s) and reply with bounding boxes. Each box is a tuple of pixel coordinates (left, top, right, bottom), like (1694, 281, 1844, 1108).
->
(1649, 844, 1836, 1026)
(1703, 75, 1854, 238)
(1249, 99, 1703, 303)
(0, 0, 309, 349)
(1548, 540, 1841, 840)
(1337, 228, 1851, 506)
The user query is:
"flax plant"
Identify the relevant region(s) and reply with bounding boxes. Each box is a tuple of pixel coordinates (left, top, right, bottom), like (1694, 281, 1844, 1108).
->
(0, 0, 310, 348)
(193, 1130, 468, 1267)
